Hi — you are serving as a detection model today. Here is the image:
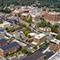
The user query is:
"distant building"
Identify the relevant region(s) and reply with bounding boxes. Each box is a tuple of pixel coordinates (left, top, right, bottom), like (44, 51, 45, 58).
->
(45, 11, 60, 24)
(0, 39, 7, 47)
(22, 51, 45, 60)
(21, 13, 30, 19)
(49, 38, 60, 52)
(32, 34, 46, 45)
(39, 27, 51, 32)
(48, 50, 60, 60)
(31, 13, 40, 22)
(0, 42, 19, 57)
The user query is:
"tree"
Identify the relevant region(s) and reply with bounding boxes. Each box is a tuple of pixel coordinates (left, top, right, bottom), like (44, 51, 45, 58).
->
(27, 52, 32, 56)
(43, 9, 46, 11)
(42, 45, 46, 49)
(39, 44, 41, 47)
(24, 31, 31, 36)
(45, 39, 47, 43)
(29, 23, 31, 26)
(8, 27, 15, 32)
(28, 16, 32, 22)
(33, 46, 37, 49)
(10, 54, 13, 57)
(3, 8, 11, 13)
(18, 23, 21, 26)
(34, 50, 38, 53)
(21, 23, 26, 27)
(19, 35, 22, 38)
(28, 35, 31, 38)
(14, 53, 17, 57)
(21, 49, 27, 53)
(56, 34, 60, 40)
(0, 20, 2, 24)
(25, 27, 31, 31)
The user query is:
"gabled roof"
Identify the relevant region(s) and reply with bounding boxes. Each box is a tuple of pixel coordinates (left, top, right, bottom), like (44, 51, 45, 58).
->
(22, 51, 44, 60)
(0, 38, 7, 43)
(0, 42, 19, 51)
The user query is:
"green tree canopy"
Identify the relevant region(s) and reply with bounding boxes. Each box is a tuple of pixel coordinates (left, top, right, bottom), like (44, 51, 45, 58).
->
(27, 52, 32, 56)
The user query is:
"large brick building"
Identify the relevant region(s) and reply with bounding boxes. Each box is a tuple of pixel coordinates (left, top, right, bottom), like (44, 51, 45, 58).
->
(49, 39, 60, 52)
(0, 39, 7, 47)
(44, 11, 60, 24)
(0, 42, 20, 57)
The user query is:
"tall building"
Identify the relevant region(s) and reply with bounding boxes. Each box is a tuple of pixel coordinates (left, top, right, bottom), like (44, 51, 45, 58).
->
(45, 11, 60, 24)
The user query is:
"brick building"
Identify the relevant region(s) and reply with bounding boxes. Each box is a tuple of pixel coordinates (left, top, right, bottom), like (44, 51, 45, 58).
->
(0, 39, 7, 47)
(32, 34, 46, 45)
(0, 42, 20, 57)
(22, 51, 45, 60)
(49, 39, 60, 52)
(44, 11, 60, 24)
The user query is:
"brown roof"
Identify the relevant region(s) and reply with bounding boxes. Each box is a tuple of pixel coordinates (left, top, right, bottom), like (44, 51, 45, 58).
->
(22, 51, 44, 60)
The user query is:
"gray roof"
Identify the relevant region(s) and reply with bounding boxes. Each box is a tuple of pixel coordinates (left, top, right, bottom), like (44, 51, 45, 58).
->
(0, 38, 7, 43)
(0, 42, 19, 51)
(48, 50, 60, 60)
(22, 51, 44, 60)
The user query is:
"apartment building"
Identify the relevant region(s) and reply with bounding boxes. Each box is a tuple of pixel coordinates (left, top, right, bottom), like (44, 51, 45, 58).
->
(45, 11, 60, 24)
(49, 39, 60, 52)
(32, 34, 46, 45)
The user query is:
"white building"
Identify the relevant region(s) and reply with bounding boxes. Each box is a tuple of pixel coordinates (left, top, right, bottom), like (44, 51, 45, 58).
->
(0, 21, 11, 28)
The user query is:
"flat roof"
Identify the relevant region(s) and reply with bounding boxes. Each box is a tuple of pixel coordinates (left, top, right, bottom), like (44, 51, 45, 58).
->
(48, 11, 60, 15)
(0, 38, 7, 43)
(50, 38, 60, 44)
(0, 42, 19, 51)
(22, 51, 44, 60)
(34, 34, 45, 39)
(48, 50, 60, 60)
(28, 33, 37, 36)
(13, 40, 27, 47)
(31, 42, 37, 45)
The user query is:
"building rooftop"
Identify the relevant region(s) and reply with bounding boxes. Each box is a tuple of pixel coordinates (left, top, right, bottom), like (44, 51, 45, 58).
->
(50, 32, 57, 35)
(34, 33, 45, 39)
(0, 38, 7, 44)
(13, 40, 27, 47)
(22, 51, 44, 60)
(48, 50, 60, 60)
(0, 42, 19, 51)
(28, 33, 37, 36)
(48, 11, 60, 15)
(50, 38, 60, 44)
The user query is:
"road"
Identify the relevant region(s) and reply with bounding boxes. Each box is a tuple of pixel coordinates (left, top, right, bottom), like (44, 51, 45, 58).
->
(39, 43, 49, 52)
